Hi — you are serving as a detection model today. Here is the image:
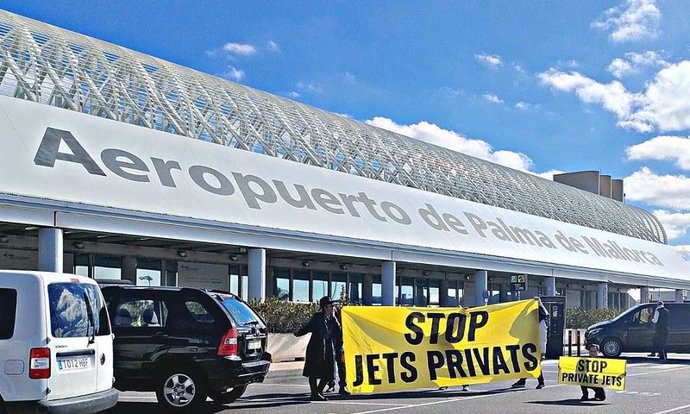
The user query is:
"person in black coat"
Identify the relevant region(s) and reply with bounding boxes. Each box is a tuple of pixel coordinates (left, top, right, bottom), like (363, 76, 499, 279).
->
(295, 296, 343, 401)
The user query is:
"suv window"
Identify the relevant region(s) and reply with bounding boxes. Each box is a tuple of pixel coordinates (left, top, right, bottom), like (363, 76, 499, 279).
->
(115, 299, 168, 328)
(0, 288, 17, 339)
(185, 301, 215, 324)
(220, 296, 262, 326)
(48, 283, 110, 338)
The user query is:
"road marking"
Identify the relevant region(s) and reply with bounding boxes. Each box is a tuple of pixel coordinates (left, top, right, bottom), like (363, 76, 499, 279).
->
(650, 404, 690, 414)
(349, 366, 690, 414)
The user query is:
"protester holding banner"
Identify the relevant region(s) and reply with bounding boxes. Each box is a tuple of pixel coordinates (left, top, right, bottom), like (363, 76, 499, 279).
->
(580, 344, 606, 401)
(295, 296, 343, 401)
(512, 298, 548, 389)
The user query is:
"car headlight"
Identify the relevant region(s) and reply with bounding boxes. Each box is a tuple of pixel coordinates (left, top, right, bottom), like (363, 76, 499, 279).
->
(587, 328, 602, 337)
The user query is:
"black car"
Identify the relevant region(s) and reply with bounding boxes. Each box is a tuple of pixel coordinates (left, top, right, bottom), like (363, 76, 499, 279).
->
(585, 302, 690, 357)
(101, 286, 271, 412)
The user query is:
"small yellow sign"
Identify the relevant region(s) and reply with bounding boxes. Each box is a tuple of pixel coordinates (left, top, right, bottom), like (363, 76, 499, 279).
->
(558, 356, 626, 390)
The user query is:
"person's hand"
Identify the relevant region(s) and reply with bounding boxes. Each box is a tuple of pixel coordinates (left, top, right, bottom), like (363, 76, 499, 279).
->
(340, 353, 345, 364)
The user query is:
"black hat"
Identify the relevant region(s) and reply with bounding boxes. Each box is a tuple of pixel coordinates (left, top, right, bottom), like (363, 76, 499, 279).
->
(319, 296, 335, 309)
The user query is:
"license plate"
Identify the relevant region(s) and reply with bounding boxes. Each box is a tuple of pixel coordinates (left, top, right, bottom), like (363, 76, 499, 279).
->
(247, 339, 262, 350)
(57, 357, 91, 371)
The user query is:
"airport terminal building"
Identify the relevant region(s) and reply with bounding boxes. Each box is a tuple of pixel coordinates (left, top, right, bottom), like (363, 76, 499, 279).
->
(0, 10, 688, 309)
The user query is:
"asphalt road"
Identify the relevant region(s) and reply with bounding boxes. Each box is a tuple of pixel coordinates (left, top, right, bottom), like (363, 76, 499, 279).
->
(106, 354, 690, 414)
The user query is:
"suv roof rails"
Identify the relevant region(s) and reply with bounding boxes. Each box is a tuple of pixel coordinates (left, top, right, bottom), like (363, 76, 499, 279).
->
(95, 279, 133, 286)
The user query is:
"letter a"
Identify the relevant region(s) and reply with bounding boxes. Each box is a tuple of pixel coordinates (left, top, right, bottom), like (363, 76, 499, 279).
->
(34, 127, 106, 175)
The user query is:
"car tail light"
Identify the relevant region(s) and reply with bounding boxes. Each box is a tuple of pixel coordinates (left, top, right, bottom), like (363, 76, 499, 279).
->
(218, 328, 238, 357)
(29, 348, 51, 379)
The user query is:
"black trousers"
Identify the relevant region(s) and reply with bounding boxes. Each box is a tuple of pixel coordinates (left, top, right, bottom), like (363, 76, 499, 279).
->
(581, 385, 606, 400)
(656, 329, 669, 359)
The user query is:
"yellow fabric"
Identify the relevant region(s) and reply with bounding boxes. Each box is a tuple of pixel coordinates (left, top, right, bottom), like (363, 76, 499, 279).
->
(558, 356, 626, 390)
(342, 299, 541, 393)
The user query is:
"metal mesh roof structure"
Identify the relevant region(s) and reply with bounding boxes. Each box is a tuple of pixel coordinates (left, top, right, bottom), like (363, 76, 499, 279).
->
(0, 10, 667, 244)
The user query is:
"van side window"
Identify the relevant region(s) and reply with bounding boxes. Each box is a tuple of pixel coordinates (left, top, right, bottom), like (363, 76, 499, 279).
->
(632, 307, 654, 325)
(48, 283, 109, 337)
(0, 288, 17, 339)
(115, 299, 168, 328)
(185, 301, 215, 324)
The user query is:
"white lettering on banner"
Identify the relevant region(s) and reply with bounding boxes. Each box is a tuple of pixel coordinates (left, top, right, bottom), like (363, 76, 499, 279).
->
(1, 96, 688, 280)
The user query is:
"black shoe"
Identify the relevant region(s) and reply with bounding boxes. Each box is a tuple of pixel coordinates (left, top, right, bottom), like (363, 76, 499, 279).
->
(580, 395, 589, 401)
(339, 388, 351, 396)
(511, 381, 526, 388)
(594, 395, 606, 401)
(438, 386, 448, 390)
(647, 353, 657, 357)
(310, 393, 327, 401)
(536, 383, 544, 389)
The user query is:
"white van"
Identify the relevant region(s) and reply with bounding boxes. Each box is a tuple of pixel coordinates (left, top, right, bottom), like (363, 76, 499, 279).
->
(0, 271, 118, 413)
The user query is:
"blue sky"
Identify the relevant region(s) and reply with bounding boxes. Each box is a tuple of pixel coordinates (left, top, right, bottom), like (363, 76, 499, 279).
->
(5, 1, 690, 254)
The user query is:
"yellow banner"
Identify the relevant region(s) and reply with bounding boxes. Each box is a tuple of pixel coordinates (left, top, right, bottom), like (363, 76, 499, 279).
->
(558, 356, 626, 390)
(342, 299, 541, 393)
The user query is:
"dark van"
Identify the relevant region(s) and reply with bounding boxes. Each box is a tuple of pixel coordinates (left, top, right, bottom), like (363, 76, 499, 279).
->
(585, 302, 690, 357)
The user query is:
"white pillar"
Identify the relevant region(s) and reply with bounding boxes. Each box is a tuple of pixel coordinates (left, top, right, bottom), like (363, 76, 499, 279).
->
(381, 261, 396, 306)
(596, 282, 609, 309)
(474, 270, 488, 307)
(640, 287, 650, 303)
(545, 276, 556, 296)
(248, 248, 266, 302)
(675, 289, 685, 303)
(38, 228, 63, 273)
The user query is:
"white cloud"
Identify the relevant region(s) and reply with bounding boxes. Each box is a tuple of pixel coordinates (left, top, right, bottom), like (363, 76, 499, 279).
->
(288, 91, 301, 98)
(626, 135, 690, 170)
(222, 66, 245, 82)
(223, 42, 257, 56)
(267, 40, 280, 52)
(624, 167, 690, 210)
(475, 53, 503, 69)
(653, 210, 690, 240)
(482, 93, 504, 104)
(365, 117, 533, 171)
(296, 81, 323, 94)
(515, 101, 529, 111)
(608, 51, 668, 78)
(539, 61, 690, 132)
(534, 169, 565, 181)
(592, 0, 661, 42)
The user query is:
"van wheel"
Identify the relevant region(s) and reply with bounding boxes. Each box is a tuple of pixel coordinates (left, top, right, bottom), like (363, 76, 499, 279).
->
(210, 385, 247, 405)
(601, 338, 622, 357)
(155, 367, 208, 412)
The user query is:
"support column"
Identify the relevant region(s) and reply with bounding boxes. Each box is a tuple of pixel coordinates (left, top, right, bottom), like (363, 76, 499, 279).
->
(248, 248, 266, 302)
(596, 282, 609, 309)
(381, 261, 396, 306)
(474, 270, 488, 307)
(362, 274, 373, 305)
(675, 289, 685, 303)
(499, 284, 508, 303)
(545, 277, 556, 296)
(38, 228, 63, 273)
(122, 256, 137, 284)
(439, 279, 450, 306)
(641, 287, 650, 304)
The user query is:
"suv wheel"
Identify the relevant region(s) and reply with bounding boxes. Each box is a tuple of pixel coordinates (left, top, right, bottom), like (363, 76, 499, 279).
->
(210, 385, 247, 405)
(155, 367, 208, 412)
(601, 338, 622, 358)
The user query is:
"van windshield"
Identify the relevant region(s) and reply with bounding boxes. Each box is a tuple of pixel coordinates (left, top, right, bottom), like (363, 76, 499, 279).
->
(48, 283, 110, 338)
(220, 296, 263, 327)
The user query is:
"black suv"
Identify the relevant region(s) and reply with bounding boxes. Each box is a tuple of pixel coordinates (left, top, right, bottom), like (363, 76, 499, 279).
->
(101, 286, 270, 412)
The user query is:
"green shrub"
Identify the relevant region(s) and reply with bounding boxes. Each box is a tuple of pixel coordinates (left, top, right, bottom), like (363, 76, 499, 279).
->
(248, 297, 318, 333)
(566, 307, 623, 329)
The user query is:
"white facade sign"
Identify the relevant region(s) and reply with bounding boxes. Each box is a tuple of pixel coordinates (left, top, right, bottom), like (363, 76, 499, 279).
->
(177, 262, 229, 291)
(1, 97, 689, 282)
